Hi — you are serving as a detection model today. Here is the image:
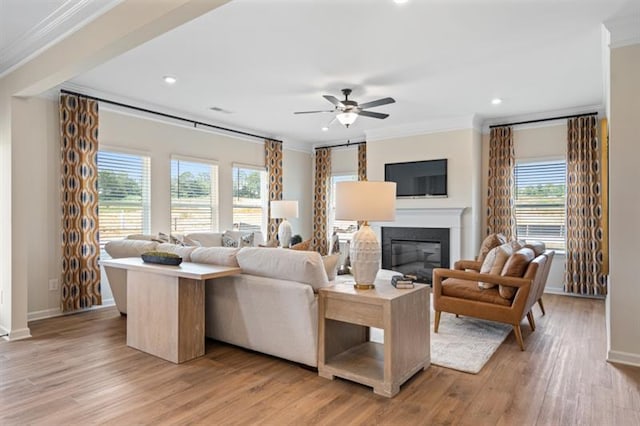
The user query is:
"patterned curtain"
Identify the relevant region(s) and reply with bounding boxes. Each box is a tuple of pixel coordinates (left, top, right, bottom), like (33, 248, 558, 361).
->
(565, 116, 607, 295)
(265, 140, 283, 242)
(486, 126, 516, 240)
(357, 143, 367, 228)
(311, 147, 331, 254)
(60, 94, 101, 311)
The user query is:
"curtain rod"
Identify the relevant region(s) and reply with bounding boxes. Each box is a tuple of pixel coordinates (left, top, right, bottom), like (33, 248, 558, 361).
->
(314, 140, 366, 150)
(489, 112, 598, 129)
(60, 89, 283, 143)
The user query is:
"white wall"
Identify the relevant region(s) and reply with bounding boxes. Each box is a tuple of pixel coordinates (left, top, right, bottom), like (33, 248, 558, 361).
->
(10, 99, 312, 318)
(608, 43, 640, 366)
(481, 123, 568, 293)
(367, 129, 482, 261)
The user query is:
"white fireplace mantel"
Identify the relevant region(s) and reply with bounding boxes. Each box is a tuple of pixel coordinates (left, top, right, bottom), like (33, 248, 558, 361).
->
(371, 207, 467, 264)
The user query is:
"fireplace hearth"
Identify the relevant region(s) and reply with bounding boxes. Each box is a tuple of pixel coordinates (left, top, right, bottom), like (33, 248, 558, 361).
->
(381, 227, 450, 284)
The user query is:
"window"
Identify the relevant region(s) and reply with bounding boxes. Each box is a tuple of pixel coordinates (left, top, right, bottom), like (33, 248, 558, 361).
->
(330, 174, 358, 241)
(515, 160, 566, 251)
(171, 157, 219, 233)
(232, 165, 268, 233)
(97, 150, 150, 252)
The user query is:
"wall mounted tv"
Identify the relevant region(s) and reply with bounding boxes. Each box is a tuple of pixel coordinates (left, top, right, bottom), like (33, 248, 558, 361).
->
(385, 159, 448, 198)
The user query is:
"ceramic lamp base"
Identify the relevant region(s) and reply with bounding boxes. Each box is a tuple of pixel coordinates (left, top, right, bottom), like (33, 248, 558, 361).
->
(349, 224, 380, 288)
(278, 219, 293, 248)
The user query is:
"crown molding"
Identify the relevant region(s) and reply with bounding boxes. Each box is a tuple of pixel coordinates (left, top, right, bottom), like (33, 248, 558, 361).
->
(480, 104, 605, 134)
(605, 13, 640, 49)
(364, 114, 478, 142)
(0, 0, 122, 78)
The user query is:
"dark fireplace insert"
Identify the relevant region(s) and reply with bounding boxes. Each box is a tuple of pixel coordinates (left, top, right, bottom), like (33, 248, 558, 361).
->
(381, 227, 450, 284)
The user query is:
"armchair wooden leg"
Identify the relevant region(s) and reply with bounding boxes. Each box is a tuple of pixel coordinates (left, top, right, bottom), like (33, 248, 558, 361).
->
(526, 311, 536, 331)
(538, 298, 546, 316)
(434, 311, 441, 334)
(512, 324, 525, 351)
(455, 314, 460, 318)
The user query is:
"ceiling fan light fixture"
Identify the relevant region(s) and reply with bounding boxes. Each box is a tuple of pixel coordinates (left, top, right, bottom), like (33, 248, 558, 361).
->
(336, 112, 358, 127)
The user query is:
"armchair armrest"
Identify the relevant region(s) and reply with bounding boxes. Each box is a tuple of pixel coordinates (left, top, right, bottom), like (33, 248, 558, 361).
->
(432, 268, 532, 297)
(453, 260, 482, 271)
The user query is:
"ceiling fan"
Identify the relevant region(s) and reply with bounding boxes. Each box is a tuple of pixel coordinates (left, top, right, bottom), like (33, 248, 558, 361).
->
(294, 88, 395, 128)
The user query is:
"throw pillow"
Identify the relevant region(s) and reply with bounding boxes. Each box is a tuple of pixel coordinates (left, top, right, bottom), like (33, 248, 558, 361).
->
(240, 232, 254, 247)
(499, 247, 535, 299)
(322, 254, 340, 281)
(477, 233, 508, 263)
(222, 234, 238, 248)
(478, 243, 513, 289)
(291, 239, 311, 251)
(524, 241, 546, 256)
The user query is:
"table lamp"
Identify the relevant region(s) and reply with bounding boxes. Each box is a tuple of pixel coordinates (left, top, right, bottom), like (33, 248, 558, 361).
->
(335, 181, 396, 289)
(270, 200, 299, 247)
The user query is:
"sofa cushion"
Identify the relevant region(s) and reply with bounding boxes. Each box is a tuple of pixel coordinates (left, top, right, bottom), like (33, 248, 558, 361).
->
(291, 239, 311, 251)
(477, 233, 507, 262)
(499, 248, 535, 299)
(322, 254, 340, 281)
(105, 240, 158, 258)
(191, 247, 240, 267)
(184, 232, 222, 247)
(236, 247, 329, 290)
(442, 278, 512, 306)
(478, 243, 513, 289)
(155, 243, 196, 262)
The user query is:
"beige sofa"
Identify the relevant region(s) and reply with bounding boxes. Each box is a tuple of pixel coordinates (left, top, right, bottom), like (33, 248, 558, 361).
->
(103, 239, 329, 367)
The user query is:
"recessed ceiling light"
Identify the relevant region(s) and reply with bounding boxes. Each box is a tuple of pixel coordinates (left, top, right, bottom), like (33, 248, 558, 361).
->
(491, 98, 502, 105)
(394, 0, 409, 4)
(321, 126, 329, 132)
(163, 75, 177, 85)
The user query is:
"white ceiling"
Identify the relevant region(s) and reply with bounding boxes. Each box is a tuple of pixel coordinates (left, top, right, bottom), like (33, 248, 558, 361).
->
(5, 0, 638, 147)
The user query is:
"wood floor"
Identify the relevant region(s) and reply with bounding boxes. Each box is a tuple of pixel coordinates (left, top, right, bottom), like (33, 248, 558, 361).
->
(1, 294, 639, 425)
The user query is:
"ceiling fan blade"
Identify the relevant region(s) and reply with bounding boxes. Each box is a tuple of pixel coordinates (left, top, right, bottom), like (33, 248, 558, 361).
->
(323, 95, 345, 107)
(358, 110, 389, 119)
(293, 110, 334, 115)
(358, 97, 395, 109)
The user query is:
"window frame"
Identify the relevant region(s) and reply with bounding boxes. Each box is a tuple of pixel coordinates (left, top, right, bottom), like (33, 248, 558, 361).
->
(514, 156, 567, 252)
(170, 155, 220, 233)
(97, 146, 151, 254)
(231, 163, 268, 235)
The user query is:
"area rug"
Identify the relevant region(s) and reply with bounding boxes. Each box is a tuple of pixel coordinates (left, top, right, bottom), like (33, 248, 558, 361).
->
(429, 312, 512, 374)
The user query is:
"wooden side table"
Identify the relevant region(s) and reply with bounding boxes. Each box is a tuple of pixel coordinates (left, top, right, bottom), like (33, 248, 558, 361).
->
(318, 282, 430, 397)
(101, 258, 240, 363)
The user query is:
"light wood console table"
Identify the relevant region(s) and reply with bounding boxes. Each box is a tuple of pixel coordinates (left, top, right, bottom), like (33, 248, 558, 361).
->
(318, 282, 430, 397)
(101, 257, 240, 363)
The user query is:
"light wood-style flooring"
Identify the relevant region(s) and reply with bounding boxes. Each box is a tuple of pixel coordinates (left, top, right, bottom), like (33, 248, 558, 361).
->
(1, 294, 639, 425)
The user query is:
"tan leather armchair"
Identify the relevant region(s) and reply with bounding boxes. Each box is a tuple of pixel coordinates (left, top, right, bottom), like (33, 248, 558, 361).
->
(432, 250, 554, 350)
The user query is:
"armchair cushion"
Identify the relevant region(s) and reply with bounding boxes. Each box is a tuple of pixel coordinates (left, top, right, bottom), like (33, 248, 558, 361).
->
(479, 243, 513, 289)
(477, 233, 507, 263)
(499, 248, 535, 299)
(442, 278, 512, 306)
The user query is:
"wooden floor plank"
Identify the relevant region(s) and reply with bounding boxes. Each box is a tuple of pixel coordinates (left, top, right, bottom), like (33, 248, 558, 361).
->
(0, 294, 638, 425)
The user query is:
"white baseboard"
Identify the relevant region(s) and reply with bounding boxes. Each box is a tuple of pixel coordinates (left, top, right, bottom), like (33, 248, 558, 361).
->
(28, 298, 115, 322)
(607, 350, 640, 367)
(1, 327, 32, 341)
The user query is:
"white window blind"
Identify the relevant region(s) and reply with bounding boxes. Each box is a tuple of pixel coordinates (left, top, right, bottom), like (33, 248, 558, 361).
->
(330, 174, 358, 241)
(515, 160, 566, 251)
(232, 165, 267, 233)
(171, 158, 219, 233)
(97, 150, 150, 251)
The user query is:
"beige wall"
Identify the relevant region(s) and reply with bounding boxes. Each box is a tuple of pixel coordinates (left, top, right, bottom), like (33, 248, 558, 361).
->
(608, 43, 640, 365)
(481, 123, 567, 292)
(11, 99, 312, 317)
(367, 129, 482, 260)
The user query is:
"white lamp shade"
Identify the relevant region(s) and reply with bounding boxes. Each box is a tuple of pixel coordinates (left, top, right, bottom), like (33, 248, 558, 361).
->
(270, 200, 299, 219)
(335, 181, 396, 222)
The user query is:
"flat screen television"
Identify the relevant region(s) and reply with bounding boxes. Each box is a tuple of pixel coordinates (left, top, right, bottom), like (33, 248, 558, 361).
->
(385, 159, 448, 198)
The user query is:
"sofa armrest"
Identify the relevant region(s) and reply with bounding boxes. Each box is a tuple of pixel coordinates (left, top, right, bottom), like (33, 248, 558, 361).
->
(453, 260, 482, 271)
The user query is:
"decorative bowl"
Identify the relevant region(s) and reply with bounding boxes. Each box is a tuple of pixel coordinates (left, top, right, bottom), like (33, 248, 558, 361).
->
(141, 252, 182, 266)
